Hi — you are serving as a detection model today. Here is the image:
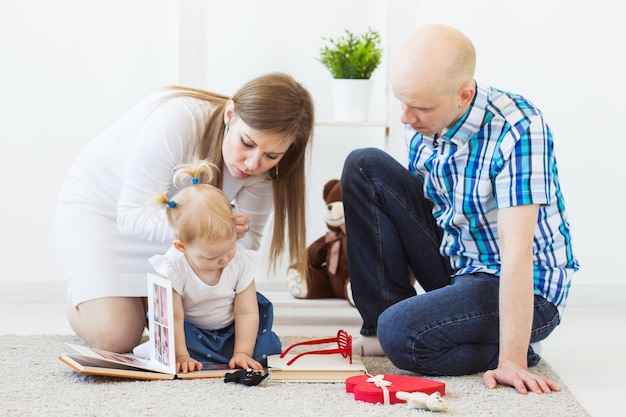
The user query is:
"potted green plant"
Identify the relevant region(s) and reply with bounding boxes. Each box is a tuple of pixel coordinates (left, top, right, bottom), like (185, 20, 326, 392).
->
(319, 28, 382, 79)
(318, 29, 383, 121)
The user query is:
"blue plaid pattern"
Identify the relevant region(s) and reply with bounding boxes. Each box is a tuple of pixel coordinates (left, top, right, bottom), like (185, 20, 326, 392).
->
(407, 83, 579, 315)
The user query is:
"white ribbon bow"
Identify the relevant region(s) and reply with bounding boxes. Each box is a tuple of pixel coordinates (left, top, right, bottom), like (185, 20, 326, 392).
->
(366, 374, 393, 404)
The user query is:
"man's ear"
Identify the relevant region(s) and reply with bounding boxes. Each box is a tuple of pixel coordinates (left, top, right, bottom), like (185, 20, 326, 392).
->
(172, 240, 186, 253)
(458, 83, 475, 108)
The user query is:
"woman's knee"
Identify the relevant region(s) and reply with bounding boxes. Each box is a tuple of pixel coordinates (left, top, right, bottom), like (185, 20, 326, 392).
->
(73, 297, 146, 353)
(88, 323, 144, 353)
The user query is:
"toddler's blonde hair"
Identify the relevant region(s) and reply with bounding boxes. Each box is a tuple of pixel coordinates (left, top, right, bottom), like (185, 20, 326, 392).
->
(154, 160, 236, 244)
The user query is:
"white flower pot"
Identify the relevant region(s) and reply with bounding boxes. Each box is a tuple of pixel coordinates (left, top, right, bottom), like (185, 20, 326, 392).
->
(331, 78, 372, 121)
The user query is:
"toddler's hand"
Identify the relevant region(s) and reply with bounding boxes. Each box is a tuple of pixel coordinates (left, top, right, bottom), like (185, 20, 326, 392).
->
(176, 355, 203, 373)
(229, 352, 263, 371)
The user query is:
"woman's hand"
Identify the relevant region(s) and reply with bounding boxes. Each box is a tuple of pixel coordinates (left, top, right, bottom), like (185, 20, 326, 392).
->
(176, 355, 203, 374)
(229, 352, 263, 371)
(234, 212, 250, 239)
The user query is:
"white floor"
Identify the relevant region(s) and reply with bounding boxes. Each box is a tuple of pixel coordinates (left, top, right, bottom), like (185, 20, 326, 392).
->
(1, 281, 624, 417)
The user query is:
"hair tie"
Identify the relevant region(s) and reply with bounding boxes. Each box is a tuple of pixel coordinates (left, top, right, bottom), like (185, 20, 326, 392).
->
(168, 200, 176, 208)
(192, 178, 199, 185)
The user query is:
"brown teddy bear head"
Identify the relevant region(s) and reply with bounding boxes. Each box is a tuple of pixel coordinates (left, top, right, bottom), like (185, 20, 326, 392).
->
(322, 179, 344, 231)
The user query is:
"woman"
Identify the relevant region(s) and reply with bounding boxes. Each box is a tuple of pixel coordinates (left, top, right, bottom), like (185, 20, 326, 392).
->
(55, 73, 314, 353)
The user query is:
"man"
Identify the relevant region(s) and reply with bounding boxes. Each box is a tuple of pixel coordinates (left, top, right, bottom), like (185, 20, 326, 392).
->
(342, 24, 578, 395)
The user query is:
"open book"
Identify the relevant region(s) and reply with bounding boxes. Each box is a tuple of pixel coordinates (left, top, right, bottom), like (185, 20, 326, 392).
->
(58, 343, 230, 380)
(58, 274, 231, 380)
(267, 353, 367, 382)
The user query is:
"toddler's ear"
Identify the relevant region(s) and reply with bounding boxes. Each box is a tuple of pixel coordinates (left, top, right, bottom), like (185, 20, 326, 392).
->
(173, 240, 186, 253)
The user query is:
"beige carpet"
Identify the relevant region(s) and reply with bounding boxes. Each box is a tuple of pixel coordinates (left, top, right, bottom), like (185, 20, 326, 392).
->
(0, 335, 589, 417)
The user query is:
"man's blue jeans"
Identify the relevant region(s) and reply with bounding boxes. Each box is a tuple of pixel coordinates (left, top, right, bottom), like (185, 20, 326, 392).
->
(341, 148, 559, 375)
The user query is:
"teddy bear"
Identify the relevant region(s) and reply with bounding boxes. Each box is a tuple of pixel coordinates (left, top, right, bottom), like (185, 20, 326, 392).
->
(395, 391, 448, 412)
(287, 179, 351, 301)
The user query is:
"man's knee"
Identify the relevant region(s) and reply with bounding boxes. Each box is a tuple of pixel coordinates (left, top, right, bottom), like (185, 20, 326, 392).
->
(377, 306, 406, 357)
(344, 148, 385, 173)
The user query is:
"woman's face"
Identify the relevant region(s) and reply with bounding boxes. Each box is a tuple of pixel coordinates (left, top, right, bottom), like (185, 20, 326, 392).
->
(222, 107, 292, 180)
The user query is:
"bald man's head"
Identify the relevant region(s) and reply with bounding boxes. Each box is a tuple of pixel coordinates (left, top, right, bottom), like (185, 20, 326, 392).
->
(392, 24, 476, 100)
(391, 25, 477, 136)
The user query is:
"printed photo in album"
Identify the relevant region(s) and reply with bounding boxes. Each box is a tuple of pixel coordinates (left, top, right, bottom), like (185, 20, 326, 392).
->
(147, 273, 176, 374)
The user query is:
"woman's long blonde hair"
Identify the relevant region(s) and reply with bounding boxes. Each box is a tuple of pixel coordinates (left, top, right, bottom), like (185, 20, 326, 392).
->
(166, 73, 315, 276)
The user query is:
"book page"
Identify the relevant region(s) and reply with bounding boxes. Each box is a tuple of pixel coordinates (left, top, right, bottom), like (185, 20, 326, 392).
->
(147, 273, 176, 374)
(58, 353, 173, 380)
(65, 344, 161, 373)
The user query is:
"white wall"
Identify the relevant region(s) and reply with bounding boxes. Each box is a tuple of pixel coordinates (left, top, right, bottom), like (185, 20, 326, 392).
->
(0, 0, 178, 282)
(1, 0, 622, 288)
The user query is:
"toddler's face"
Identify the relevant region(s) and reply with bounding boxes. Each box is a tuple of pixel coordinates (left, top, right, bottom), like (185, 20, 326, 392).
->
(184, 236, 237, 274)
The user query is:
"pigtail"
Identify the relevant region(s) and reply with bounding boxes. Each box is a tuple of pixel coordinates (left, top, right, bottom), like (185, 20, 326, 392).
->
(153, 192, 171, 208)
(173, 160, 219, 188)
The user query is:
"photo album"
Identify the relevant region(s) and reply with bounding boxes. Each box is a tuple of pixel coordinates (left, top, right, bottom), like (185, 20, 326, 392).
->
(58, 273, 230, 380)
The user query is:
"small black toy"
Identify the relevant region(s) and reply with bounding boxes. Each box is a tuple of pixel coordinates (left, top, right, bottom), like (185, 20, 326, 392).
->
(224, 368, 268, 386)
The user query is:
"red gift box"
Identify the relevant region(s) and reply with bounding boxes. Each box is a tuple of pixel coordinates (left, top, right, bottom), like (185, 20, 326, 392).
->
(346, 374, 445, 405)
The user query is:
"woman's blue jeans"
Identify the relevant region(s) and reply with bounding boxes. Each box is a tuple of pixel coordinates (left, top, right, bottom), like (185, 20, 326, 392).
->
(341, 148, 559, 375)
